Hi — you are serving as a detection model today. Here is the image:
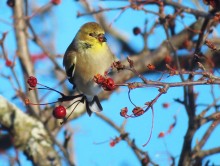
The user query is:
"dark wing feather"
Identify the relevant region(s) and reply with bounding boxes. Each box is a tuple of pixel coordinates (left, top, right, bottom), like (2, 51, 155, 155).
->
(66, 64, 75, 78)
(63, 43, 77, 78)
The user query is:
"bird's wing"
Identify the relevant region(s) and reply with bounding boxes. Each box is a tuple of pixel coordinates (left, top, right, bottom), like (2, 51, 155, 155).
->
(67, 55, 77, 78)
(63, 47, 77, 78)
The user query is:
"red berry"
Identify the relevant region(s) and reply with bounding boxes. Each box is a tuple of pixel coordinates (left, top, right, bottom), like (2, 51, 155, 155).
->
(5, 59, 13, 67)
(133, 27, 141, 35)
(94, 75, 115, 91)
(53, 105, 66, 119)
(107, 78, 115, 89)
(51, 0, 61, 5)
(27, 76, 38, 88)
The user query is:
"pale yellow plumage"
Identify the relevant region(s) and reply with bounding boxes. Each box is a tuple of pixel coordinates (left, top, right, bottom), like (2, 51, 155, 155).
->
(63, 22, 116, 115)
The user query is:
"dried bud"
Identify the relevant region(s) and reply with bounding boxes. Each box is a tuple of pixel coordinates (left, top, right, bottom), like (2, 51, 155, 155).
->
(132, 107, 144, 117)
(112, 61, 125, 71)
(51, 0, 61, 5)
(215, 113, 220, 119)
(205, 39, 217, 51)
(7, 0, 15, 7)
(207, 78, 215, 84)
(164, 55, 172, 64)
(158, 132, 165, 138)
(203, 0, 217, 8)
(162, 103, 170, 108)
(24, 98, 30, 105)
(94, 74, 105, 84)
(120, 107, 128, 117)
(109, 140, 116, 147)
(133, 27, 141, 35)
(128, 82, 138, 90)
(182, 39, 193, 50)
(141, 157, 149, 165)
(5, 59, 13, 67)
(127, 57, 134, 68)
(147, 64, 155, 70)
(213, 13, 220, 22)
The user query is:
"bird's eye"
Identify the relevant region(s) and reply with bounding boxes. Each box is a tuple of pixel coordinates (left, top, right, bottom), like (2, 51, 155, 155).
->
(89, 33, 93, 37)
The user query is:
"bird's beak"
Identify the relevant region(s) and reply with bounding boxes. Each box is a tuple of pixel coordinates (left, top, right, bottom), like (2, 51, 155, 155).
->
(98, 34, 107, 43)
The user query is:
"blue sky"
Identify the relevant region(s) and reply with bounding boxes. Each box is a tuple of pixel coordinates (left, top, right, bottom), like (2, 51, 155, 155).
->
(0, 0, 220, 165)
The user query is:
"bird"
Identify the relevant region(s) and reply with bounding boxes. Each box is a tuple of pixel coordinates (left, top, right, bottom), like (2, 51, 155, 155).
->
(63, 22, 116, 116)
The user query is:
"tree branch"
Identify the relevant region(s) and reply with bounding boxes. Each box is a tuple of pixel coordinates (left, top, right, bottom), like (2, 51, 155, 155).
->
(0, 95, 60, 166)
(13, 0, 40, 115)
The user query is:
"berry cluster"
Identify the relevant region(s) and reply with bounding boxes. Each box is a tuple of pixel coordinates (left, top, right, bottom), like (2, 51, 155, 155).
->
(94, 74, 115, 91)
(26, 76, 68, 120)
(27, 76, 38, 88)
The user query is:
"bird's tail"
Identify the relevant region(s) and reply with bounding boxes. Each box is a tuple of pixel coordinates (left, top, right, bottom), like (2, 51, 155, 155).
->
(85, 96, 103, 116)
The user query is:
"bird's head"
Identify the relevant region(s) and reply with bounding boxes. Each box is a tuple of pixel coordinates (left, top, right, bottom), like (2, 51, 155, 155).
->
(75, 22, 107, 48)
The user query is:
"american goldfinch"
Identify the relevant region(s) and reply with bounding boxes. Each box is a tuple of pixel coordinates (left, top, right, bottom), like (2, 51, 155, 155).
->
(63, 22, 116, 115)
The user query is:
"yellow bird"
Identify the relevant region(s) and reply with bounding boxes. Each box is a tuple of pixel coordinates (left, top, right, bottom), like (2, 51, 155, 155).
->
(63, 22, 116, 115)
